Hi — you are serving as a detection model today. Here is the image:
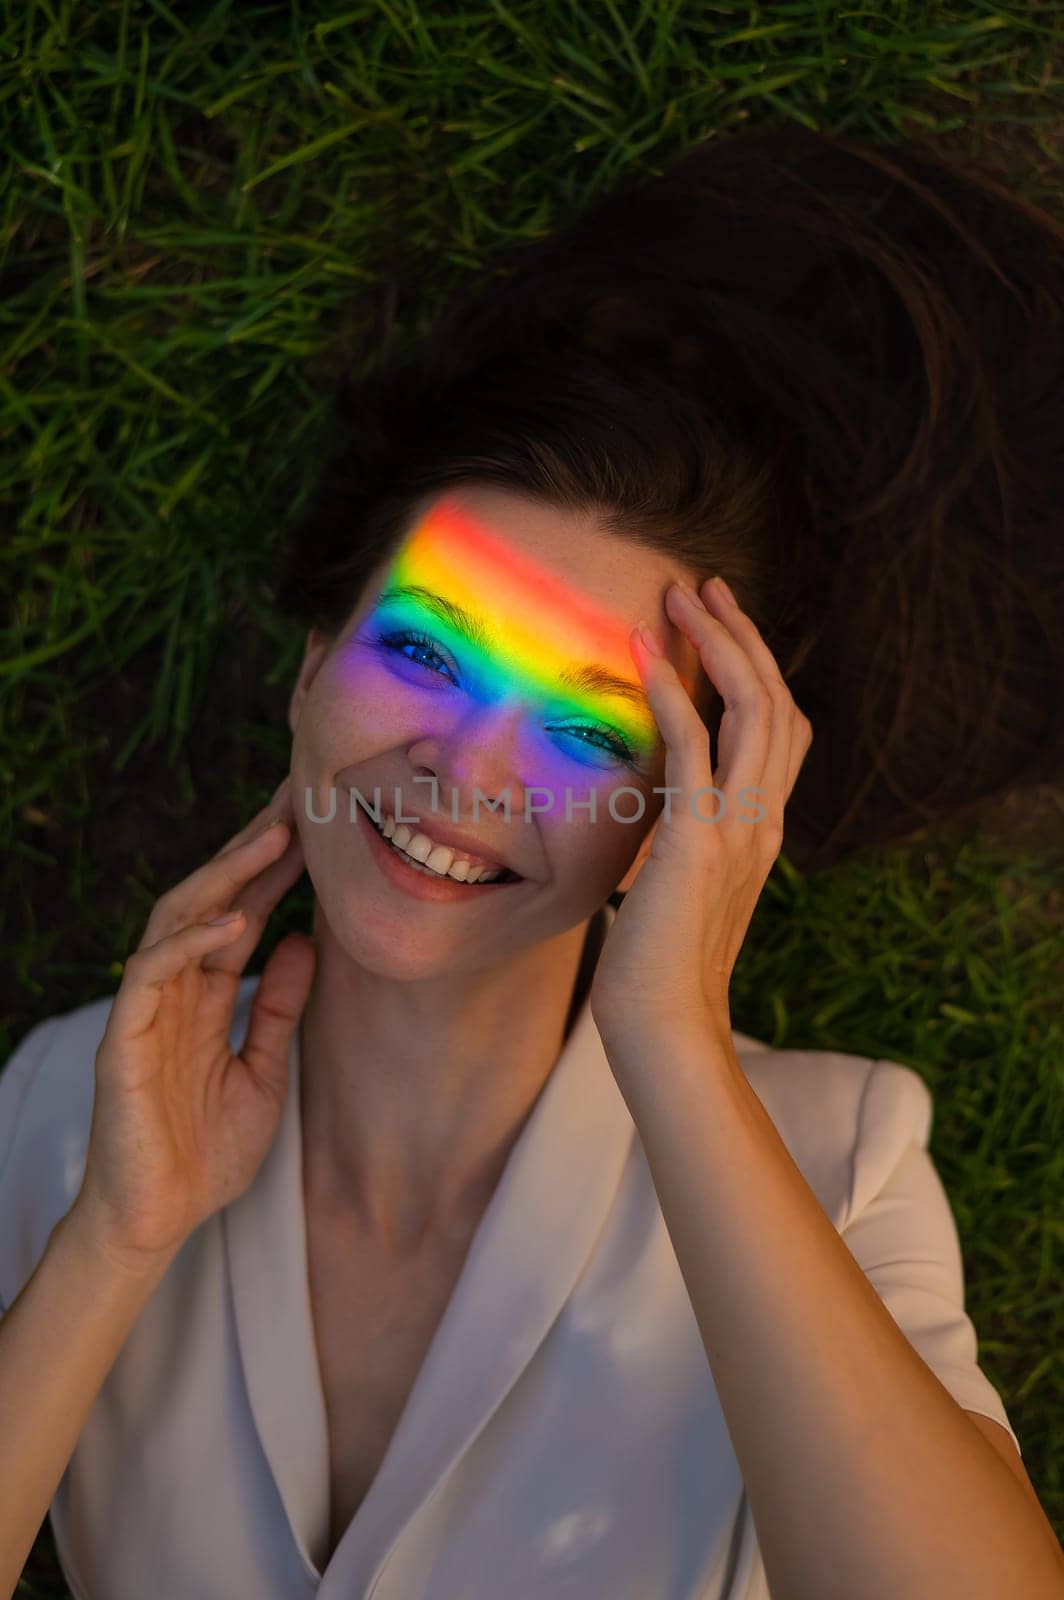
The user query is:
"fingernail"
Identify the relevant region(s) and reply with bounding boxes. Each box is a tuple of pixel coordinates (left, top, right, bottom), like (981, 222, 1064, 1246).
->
(256, 807, 289, 836)
(676, 582, 707, 611)
(209, 910, 244, 925)
(260, 777, 291, 822)
(637, 621, 664, 657)
(713, 576, 738, 607)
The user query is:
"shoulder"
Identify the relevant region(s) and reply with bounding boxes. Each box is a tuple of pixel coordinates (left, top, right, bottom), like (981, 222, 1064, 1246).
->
(0, 977, 261, 1308)
(0, 997, 115, 1193)
(731, 1034, 1031, 1462)
(729, 1029, 933, 1229)
(0, 997, 114, 1309)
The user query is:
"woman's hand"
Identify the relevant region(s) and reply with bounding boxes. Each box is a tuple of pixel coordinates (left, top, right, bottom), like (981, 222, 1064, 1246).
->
(588, 577, 813, 1061)
(71, 775, 316, 1273)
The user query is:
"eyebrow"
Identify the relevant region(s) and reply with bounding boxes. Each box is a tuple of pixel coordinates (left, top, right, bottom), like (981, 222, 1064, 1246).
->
(378, 583, 655, 719)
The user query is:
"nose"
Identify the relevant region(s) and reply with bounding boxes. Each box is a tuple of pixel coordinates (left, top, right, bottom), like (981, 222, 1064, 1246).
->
(407, 700, 534, 821)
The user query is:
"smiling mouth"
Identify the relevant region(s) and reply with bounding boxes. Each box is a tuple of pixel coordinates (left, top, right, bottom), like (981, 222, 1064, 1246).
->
(367, 812, 523, 886)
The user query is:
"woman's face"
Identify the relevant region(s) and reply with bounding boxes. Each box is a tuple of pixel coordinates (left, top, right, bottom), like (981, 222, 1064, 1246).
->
(287, 485, 702, 978)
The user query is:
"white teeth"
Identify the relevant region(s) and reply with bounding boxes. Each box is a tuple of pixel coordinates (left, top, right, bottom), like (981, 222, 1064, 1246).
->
(374, 812, 506, 884)
(426, 843, 452, 873)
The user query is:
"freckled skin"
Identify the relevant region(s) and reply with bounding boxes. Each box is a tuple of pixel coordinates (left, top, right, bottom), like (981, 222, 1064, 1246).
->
(375, 495, 662, 763)
(286, 484, 703, 983)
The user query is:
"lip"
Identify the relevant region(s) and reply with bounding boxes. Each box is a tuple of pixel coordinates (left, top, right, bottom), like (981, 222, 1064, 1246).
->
(355, 791, 518, 875)
(362, 805, 524, 902)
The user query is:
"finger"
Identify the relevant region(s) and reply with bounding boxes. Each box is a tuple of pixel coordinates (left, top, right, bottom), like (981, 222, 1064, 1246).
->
(699, 579, 811, 828)
(152, 772, 293, 938)
(201, 829, 308, 975)
(139, 819, 293, 951)
(140, 772, 294, 948)
(237, 932, 317, 1105)
(787, 712, 815, 798)
(213, 775, 294, 861)
(664, 584, 774, 824)
(104, 914, 250, 1048)
(697, 579, 789, 696)
(628, 622, 717, 842)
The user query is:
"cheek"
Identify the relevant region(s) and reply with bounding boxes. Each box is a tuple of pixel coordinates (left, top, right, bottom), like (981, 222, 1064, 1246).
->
(306, 650, 422, 753)
(544, 785, 654, 875)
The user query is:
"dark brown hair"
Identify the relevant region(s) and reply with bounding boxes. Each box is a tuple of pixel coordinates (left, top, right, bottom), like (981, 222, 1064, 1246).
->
(273, 127, 1063, 874)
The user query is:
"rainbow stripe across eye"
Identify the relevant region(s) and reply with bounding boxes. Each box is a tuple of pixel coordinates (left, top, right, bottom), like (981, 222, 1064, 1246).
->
(370, 496, 660, 762)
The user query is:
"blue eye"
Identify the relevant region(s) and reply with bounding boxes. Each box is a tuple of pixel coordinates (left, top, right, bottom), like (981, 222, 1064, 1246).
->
(373, 628, 636, 768)
(376, 627, 458, 683)
(552, 724, 635, 764)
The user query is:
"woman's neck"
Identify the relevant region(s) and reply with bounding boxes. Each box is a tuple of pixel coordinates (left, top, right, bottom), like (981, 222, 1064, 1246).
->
(298, 908, 604, 1256)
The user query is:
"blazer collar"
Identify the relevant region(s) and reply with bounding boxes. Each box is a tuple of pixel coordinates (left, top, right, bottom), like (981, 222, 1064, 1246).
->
(223, 903, 637, 1591)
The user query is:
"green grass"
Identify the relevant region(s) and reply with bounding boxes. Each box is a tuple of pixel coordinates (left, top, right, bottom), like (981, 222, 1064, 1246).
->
(3, 1, 1062, 1591)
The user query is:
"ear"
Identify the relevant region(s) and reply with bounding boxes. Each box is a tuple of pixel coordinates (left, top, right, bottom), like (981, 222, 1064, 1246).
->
(614, 811, 661, 895)
(287, 628, 335, 735)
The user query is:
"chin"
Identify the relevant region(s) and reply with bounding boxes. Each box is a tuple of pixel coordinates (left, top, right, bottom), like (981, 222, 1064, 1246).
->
(319, 889, 499, 982)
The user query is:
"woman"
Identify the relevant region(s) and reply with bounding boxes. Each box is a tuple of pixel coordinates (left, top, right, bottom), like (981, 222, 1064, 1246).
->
(1, 128, 1062, 1599)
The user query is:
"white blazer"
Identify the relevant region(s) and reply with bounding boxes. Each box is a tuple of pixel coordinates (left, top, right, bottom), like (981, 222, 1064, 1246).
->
(0, 904, 1020, 1600)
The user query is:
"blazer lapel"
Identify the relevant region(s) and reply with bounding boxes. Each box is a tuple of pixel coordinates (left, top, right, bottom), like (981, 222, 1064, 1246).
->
(223, 995, 333, 1581)
(325, 915, 637, 1597)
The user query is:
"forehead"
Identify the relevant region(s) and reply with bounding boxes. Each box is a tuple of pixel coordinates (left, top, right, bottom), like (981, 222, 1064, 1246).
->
(385, 492, 640, 656)
(368, 486, 690, 647)
(349, 488, 707, 741)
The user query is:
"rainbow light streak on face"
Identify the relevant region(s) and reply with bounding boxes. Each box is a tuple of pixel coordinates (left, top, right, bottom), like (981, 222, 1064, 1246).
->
(364, 495, 666, 776)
